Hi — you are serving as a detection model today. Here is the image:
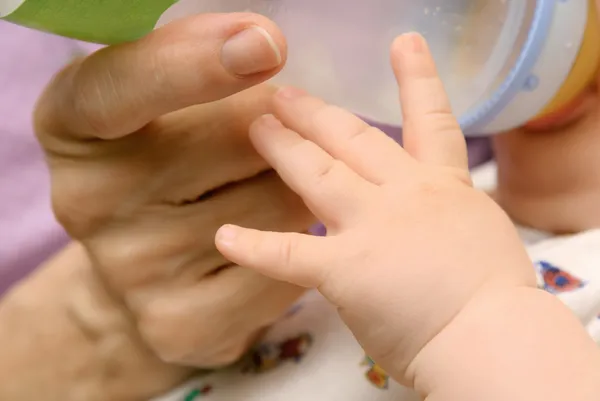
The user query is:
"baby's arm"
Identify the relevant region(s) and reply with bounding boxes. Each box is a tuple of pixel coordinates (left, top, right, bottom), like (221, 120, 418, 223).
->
(413, 286, 599, 401)
(215, 32, 600, 400)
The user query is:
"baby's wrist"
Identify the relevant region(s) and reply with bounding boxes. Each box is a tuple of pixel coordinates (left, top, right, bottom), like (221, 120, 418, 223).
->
(407, 284, 600, 401)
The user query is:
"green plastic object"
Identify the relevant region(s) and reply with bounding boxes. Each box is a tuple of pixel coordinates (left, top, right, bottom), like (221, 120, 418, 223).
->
(0, 0, 176, 44)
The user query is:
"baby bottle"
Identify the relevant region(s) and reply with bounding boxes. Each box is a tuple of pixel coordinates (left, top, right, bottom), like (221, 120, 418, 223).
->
(1, 0, 598, 135)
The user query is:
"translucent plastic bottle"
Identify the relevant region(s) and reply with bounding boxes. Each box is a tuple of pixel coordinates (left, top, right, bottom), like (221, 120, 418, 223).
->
(1, 0, 598, 135)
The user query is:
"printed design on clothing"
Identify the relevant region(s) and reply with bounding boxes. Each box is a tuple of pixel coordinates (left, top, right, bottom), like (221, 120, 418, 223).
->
(361, 356, 389, 389)
(241, 332, 313, 374)
(283, 303, 304, 319)
(183, 385, 213, 400)
(534, 260, 586, 294)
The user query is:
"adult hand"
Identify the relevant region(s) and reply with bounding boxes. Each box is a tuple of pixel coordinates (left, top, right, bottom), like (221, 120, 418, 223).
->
(34, 13, 314, 369)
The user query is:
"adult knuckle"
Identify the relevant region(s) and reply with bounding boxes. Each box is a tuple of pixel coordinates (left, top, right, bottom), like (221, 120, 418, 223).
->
(34, 57, 123, 141)
(136, 295, 235, 365)
(91, 242, 163, 293)
(51, 179, 107, 237)
(51, 189, 82, 230)
(136, 300, 168, 347)
(136, 300, 193, 363)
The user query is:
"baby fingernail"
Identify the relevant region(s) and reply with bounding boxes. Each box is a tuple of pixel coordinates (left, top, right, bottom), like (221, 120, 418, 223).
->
(216, 225, 238, 246)
(221, 26, 282, 76)
(398, 32, 425, 53)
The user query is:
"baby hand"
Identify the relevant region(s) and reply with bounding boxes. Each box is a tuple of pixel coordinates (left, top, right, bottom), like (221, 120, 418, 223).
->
(215, 33, 536, 384)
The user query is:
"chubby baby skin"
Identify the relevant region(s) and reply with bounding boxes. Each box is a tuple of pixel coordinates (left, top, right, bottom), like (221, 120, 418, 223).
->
(216, 33, 600, 401)
(494, 79, 600, 233)
(494, 0, 600, 234)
